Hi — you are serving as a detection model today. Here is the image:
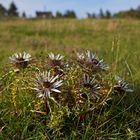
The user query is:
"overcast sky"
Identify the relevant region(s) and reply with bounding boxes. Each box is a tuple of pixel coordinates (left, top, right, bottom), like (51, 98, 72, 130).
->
(0, 0, 140, 18)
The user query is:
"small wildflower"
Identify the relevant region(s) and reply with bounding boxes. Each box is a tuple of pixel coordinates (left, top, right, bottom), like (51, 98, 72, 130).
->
(9, 52, 31, 70)
(114, 76, 133, 93)
(77, 50, 109, 71)
(34, 70, 63, 99)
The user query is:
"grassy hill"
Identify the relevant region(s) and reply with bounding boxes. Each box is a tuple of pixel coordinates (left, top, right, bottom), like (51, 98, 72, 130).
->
(0, 18, 140, 139)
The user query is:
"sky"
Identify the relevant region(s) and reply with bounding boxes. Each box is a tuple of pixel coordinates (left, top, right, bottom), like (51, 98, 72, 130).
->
(0, 0, 140, 18)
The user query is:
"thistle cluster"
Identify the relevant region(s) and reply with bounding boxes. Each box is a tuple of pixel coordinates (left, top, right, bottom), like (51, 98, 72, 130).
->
(7, 50, 133, 118)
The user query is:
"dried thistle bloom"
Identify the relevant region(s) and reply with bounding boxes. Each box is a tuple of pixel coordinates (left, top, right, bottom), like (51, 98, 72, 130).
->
(81, 74, 101, 99)
(48, 53, 64, 60)
(82, 73, 96, 88)
(48, 52, 68, 75)
(34, 70, 63, 115)
(48, 52, 64, 67)
(9, 52, 31, 70)
(34, 70, 63, 99)
(114, 76, 133, 93)
(77, 50, 109, 71)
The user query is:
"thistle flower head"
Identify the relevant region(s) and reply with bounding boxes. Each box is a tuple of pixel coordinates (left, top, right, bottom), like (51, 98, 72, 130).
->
(114, 76, 133, 93)
(34, 70, 63, 99)
(48, 52, 64, 61)
(9, 52, 31, 69)
(77, 50, 109, 71)
(82, 73, 96, 88)
(82, 74, 101, 99)
(48, 52, 64, 68)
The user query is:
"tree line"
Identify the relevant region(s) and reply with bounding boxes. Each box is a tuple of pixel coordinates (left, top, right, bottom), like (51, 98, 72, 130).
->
(0, 1, 140, 19)
(0, 2, 19, 17)
(87, 7, 140, 19)
(0, 2, 77, 18)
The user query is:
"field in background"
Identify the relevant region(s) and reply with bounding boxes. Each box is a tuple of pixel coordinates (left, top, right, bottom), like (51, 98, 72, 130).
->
(0, 18, 140, 139)
(0, 18, 140, 91)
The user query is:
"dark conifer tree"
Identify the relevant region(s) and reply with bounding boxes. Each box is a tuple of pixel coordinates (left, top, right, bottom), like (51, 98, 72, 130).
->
(8, 1, 18, 17)
(0, 3, 7, 17)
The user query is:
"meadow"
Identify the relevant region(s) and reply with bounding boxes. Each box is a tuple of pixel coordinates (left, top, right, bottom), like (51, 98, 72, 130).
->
(0, 18, 140, 139)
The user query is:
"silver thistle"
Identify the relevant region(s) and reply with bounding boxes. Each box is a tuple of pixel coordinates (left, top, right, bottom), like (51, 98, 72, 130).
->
(82, 73, 96, 88)
(114, 76, 133, 93)
(34, 70, 63, 99)
(82, 74, 101, 99)
(9, 52, 31, 69)
(77, 50, 108, 71)
(48, 52, 64, 68)
(48, 52, 68, 75)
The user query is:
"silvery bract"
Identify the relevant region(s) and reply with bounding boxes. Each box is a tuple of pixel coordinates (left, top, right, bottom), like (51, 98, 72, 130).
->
(48, 52, 64, 60)
(9, 52, 31, 62)
(48, 52, 64, 68)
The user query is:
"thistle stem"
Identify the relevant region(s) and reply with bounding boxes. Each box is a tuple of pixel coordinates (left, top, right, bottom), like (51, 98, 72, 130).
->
(44, 98, 50, 115)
